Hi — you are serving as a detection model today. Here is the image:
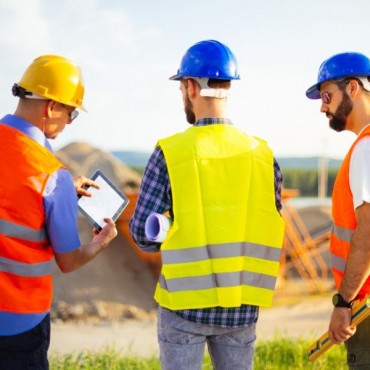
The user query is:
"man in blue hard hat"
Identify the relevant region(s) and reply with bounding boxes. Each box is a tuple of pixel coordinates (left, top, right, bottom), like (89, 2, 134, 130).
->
(130, 40, 285, 370)
(306, 52, 370, 368)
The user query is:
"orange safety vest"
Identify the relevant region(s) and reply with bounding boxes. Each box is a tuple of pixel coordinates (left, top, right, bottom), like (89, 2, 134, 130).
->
(331, 125, 370, 299)
(0, 124, 63, 314)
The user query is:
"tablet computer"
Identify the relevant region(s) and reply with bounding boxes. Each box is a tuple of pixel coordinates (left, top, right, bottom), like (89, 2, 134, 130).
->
(77, 169, 130, 231)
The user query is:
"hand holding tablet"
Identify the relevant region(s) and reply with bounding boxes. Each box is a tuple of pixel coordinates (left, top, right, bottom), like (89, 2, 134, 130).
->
(77, 170, 130, 231)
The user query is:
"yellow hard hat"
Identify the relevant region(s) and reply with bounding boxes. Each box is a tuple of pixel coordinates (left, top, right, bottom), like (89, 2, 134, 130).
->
(15, 55, 86, 111)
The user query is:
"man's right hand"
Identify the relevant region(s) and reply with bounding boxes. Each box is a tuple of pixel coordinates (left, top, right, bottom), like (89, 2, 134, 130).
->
(55, 218, 117, 273)
(328, 307, 357, 344)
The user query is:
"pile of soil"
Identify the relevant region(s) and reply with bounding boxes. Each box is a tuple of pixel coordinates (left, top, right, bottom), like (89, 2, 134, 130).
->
(51, 218, 158, 323)
(52, 142, 157, 323)
(55, 142, 142, 195)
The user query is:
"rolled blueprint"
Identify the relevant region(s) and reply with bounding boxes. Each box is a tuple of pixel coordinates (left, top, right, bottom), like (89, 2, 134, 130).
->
(145, 213, 171, 242)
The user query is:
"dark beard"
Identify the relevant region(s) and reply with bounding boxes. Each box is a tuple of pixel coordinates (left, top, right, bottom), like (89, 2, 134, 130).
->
(184, 93, 196, 124)
(328, 90, 353, 132)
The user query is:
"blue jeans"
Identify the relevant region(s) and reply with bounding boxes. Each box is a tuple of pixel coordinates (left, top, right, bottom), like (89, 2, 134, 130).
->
(0, 313, 50, 370)
(157, 306, 256, 370)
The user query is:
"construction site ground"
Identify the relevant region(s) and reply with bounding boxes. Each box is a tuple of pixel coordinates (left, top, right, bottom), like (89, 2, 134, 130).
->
(50, 288, 335, 358)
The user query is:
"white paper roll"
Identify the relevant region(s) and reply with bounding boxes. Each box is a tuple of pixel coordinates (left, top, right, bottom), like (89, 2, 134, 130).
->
(145, 213, 171, 242)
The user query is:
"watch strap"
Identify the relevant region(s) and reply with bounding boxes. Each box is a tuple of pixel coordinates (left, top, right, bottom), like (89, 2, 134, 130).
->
(332, 293, 353, 308)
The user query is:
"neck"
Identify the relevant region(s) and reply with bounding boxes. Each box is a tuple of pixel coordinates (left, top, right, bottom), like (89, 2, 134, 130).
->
(14, 99, 45, 131)
(348, 103, 370, 135)
(194, 98, 228, 120)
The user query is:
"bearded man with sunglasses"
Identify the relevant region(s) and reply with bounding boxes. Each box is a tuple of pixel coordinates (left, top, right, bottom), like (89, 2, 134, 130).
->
(0, 55, 117, 369)
(307, 52, 370, 369)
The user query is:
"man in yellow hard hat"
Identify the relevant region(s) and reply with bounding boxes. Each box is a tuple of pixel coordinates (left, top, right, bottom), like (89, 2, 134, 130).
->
(0, 55, 117, 369)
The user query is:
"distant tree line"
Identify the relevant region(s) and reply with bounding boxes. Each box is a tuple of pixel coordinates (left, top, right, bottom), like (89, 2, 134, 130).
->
(282, 168, 338, 197)
(132, 166, 338, 198)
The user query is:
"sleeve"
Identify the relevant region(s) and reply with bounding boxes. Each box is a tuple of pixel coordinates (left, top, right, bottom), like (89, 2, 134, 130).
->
(349, 137, 370, 210)
(43, 168, 81, 253)
(129, 146, 171, 252)
(273, 157, 283, 212)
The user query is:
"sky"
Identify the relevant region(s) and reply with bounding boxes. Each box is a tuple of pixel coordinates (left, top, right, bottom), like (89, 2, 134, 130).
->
(0, 0, 369, 160)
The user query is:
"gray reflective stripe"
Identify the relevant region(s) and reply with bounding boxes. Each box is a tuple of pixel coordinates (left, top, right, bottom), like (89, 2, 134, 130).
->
(330, 253, 346, 273)
(0, 219, 47, 242)
(161, 242, 281, 265)
(0, 256, 52, 277)
(159, 271, 277, 292)
(332, 225, 353, 243)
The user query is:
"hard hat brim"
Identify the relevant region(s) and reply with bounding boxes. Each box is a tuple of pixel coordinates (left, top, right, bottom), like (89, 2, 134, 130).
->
(169, 73, 182, 81)
(169, 73, 240, 81)
(78, 103, 87, 112)
(306, 83, 321, 99)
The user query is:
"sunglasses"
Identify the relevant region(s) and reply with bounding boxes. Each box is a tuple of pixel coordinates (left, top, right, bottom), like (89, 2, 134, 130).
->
(320, 91, 332, 104)
(320, 79, 354, 105)
(60, 103, 79, 121)
(69, 109, 79, 121)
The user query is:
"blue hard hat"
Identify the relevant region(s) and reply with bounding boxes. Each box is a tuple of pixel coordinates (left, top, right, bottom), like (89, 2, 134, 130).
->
(306, 52, 370, 99)
(169, 40, 240, 81)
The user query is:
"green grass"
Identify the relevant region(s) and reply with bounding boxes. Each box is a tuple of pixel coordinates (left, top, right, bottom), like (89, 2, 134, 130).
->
(49, 337, 347, 369)
(50, 347, 160, 370)
(254, 337, 346, 370)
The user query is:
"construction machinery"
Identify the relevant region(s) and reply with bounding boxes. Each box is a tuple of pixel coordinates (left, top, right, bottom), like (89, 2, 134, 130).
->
(279, 188, 333, 294)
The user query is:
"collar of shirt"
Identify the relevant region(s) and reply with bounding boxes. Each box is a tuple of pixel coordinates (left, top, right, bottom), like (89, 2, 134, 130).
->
(194, 118, 233, 127)
(1, 114, 53, 152)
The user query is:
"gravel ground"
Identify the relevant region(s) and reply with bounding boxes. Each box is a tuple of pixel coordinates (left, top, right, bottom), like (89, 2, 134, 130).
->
(50, 295, 334, 358)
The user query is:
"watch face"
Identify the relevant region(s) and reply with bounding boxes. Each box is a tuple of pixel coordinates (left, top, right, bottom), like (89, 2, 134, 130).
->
(332, 293, 351, 308)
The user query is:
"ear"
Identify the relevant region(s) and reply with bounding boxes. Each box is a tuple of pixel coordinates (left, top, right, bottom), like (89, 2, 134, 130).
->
(349, 79, 361, 98)
(45, 100, 56, 118)
(187, 79, 199, 99)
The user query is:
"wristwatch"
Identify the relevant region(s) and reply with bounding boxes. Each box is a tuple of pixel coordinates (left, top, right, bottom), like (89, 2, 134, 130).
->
(332, 293, 353, 308)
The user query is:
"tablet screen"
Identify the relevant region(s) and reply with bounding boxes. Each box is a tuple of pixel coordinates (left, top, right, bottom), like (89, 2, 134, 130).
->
(77, 170, 129, 231)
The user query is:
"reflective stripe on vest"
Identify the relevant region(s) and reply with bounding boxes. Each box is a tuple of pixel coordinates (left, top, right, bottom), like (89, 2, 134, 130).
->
(161, 241, 281, 264)
(0, 256, 52, 277)
(0, 218, 47, 242)
(332, 224, 354, 243)
(159, 270, 277, 292)
(330, 253, 346, 273)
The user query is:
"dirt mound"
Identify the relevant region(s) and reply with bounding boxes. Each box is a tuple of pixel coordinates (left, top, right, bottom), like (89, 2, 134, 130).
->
(55, 142, 142, 194)
(52, 142, 157, 321)
(52, 218, 158, 312)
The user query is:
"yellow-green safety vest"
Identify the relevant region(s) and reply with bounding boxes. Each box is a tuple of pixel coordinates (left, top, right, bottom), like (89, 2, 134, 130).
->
(155, 124, 285, 309)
